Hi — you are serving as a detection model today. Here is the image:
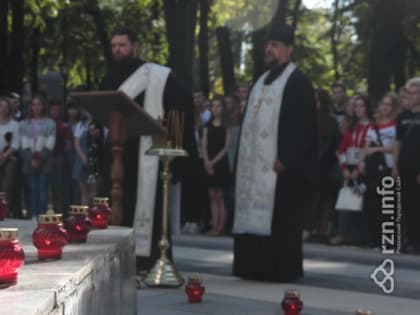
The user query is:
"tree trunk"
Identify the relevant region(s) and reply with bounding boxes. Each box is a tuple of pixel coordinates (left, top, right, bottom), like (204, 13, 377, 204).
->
(198, 0, 210, 96)
(391, 3, 406, 91)
(367, 0, 402, 102)
(30, 27, 41, 94)
(9, 0, 24, 94)
(86, 0, 112, 70)
(331, 0, 340, 80)
(61, 9, 69, 101)
(164, 0, 197, 89)
(85, 52, 92, 89)
(368, 32, 391, 103)
(0, 0, 9, 94)
(393, 32, 406, 91)
(216, 26, 236, 94)
(406, 39, 420, 78)
(163, 0, 177, 68)
(151, 0, 161, 58)
(252, 26, 268, 82)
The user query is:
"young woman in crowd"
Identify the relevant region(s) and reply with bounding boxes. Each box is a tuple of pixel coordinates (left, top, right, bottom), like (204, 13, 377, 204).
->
(65, 100, 82, 203)
(72, 110, 90, 204)
(224, 94, 241, 171)
(49, 99, 72, 215)
(361, 92, 399, 247)
(20, 95, 56, 218)
(0, 97, 20, 217)
(181, 96, 209, 234)
(330, 94, 372, 245)
(87, 121, 106, 195)
(224, 93, 241, 232)
(73, 108, 107, 205)
(202, 96, 230, 236)
(339, 96, 356, 134)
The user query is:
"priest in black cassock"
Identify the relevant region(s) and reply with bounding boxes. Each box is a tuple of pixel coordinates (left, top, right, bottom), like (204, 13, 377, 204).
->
(100, 28, 197, 272)
(232, 23, 318, 282)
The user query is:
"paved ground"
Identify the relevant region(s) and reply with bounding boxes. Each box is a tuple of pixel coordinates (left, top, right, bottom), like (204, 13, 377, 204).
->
(137, 234, 420, 315)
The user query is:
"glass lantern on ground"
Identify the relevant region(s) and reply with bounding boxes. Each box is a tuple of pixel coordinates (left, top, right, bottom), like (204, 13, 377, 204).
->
(0, 228, 25, 288)
(89, 197, 112, 229)
(185, 275, 205, 303)
(281, 289, 303, 315)
(33, 214, 68, 260)
(64, 205, 91, 243)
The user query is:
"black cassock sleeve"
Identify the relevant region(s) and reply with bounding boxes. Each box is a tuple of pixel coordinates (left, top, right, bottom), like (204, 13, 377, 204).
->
(162, 74, 198, 182)
(276, 69, 318, 179)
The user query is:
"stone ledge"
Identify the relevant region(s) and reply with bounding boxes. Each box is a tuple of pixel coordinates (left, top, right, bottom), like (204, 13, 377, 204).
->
(0, 220, 137, 315)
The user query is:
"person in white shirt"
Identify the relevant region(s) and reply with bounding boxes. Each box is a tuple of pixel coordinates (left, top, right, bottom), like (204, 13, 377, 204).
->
(362, 92, 399, 248)
(0, 97, 20, 217)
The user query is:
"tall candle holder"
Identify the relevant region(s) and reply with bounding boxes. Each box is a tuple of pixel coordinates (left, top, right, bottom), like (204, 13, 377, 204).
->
(143, 110, 187, 288)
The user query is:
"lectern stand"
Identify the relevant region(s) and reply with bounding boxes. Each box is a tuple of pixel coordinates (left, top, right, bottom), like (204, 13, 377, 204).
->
(70, 91, 166, 225)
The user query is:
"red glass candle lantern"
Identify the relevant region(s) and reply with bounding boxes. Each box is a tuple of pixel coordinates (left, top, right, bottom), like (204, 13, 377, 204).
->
(0, 192, 8, 221)
(89, 197, 112, 229)
(64, 205, 91, 243)
(281, 290, 303, 315)
(185, 276, 205, 303)
(0, 228, 25, 288)
(32, 214, 68, 260)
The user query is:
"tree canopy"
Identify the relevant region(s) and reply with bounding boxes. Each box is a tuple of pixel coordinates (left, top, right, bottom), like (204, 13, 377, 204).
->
(0, 0, 419, 102)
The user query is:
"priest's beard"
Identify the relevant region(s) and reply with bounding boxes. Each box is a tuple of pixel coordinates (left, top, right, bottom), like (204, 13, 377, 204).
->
(266, 60, 280, 70)
(112, 57, 136, 72)
(266, 60, 289, 70)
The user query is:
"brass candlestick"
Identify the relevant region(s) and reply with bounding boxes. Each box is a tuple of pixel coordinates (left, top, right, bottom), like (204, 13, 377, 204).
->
(142, 146, 188, 288)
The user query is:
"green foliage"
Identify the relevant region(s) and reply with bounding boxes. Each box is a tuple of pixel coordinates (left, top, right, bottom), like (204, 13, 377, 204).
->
(21, 0, 170, 90)
(211, 0, 278, 31)
(16, 0, 420, 99)
(293, 7, 336, 90)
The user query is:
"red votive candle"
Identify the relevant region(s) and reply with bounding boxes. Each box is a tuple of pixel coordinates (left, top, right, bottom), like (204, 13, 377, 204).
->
(32, 214, 68, 260)
(64, 205, 91, 243)
(185, 276, 205, 303)
(89, 197, 112, 229)
(282, 289, 303, 315)
(0, 192, 8, 221)
(0, 228, 25, 288)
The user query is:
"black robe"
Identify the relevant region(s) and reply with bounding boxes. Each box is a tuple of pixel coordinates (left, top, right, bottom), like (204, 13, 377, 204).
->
(100, 58, 197, 271)
(233, 64, 318, 282)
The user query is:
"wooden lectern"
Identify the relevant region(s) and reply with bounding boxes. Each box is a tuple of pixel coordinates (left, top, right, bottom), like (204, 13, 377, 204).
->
(70, 91, 166, 225)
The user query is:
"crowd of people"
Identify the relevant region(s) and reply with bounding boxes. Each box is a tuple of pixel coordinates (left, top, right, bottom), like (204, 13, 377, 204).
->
(1, 75, 419, 256)
(0, 93, 107, 220)
(181, 78, 420, 256)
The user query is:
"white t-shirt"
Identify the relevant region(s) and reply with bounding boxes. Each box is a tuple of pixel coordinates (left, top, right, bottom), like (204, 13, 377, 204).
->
(365, 121, 396, 168)
(200, 109, 212, 124)
(74, 121, 89, 139)
(0, 119, 20, 152)
(74, 120, 108, 143)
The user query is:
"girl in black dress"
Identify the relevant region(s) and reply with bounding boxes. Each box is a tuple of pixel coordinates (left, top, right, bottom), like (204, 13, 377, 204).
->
(202, 96, 230, 235)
